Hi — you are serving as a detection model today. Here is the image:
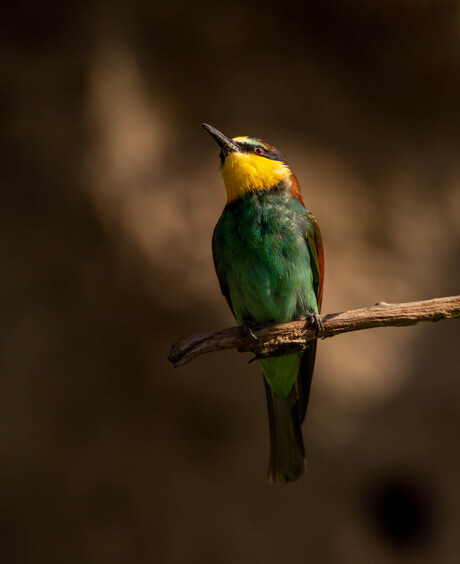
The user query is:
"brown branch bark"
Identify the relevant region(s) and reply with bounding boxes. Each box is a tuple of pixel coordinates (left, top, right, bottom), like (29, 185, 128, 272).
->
(168, 295, 460, 367)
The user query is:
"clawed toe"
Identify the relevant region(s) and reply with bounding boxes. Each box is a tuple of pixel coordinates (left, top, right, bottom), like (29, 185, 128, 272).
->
(305, 311, 323, 335)
(243, 320, 258, 341)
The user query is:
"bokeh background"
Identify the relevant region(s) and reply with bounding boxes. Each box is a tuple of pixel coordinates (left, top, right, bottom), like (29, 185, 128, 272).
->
(2, 1, 460, 563)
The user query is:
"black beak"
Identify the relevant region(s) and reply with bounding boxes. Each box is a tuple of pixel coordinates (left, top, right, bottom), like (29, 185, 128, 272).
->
(202, 123, 242, 156)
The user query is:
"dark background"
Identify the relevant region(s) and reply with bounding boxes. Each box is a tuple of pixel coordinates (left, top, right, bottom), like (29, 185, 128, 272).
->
(2, 1, 460, 563)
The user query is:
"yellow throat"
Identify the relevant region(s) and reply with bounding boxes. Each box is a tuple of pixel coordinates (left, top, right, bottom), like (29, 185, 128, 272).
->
(221, 151, 291, 204)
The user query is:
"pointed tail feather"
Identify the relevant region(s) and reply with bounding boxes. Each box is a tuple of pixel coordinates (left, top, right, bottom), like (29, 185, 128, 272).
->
(264, 341, 317, 484)
(264, 379, 305, 484)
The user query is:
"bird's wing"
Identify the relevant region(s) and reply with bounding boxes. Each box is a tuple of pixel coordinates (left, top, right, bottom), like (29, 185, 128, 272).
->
(212, 226, 236, 318)
(287, 210, 324, 429)
(304, 211, 324, 311)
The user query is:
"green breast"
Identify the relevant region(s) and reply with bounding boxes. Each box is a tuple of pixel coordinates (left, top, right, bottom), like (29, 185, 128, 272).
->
(212, 189, 318, 326)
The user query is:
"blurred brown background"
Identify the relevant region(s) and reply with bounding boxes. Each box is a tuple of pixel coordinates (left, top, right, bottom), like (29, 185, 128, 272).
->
(1, 1, 460, 563)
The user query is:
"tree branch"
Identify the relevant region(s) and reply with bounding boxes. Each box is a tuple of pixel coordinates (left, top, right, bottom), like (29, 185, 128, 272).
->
(168, 295, 460, 367)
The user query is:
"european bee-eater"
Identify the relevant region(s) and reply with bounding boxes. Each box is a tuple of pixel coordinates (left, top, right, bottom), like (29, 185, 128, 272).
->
(203, 123, 324, 484)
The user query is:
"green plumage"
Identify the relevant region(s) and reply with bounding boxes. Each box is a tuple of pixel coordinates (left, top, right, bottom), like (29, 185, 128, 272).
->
(213, 188, 321, 483)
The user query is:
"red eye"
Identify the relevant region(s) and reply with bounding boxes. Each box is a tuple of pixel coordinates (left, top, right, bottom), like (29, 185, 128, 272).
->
(255, 147, 264, 155)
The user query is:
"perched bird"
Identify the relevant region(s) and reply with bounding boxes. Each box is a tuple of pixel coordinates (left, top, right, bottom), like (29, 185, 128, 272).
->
(203, 123, 324, 484)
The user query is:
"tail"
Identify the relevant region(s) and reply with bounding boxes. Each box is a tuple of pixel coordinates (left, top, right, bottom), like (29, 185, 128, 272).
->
(264, 341, 317, 484)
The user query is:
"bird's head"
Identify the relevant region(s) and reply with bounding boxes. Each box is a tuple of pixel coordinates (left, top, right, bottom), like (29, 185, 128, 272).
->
(202, 123, 302, 205)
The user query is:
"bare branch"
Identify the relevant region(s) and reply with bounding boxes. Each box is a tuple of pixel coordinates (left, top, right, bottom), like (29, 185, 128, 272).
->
(168, 295, 460, 367)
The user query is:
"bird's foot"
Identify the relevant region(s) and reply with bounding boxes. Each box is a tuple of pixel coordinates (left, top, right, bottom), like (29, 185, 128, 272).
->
(305, 311, 323, 335)
(243, 320, 258, 341)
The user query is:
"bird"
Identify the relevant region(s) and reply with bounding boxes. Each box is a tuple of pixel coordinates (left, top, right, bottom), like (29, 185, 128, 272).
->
(203, 123, 324, 484)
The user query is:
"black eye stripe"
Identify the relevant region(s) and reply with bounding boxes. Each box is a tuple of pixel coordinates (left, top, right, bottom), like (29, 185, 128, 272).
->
(233, 140, 286, 163)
